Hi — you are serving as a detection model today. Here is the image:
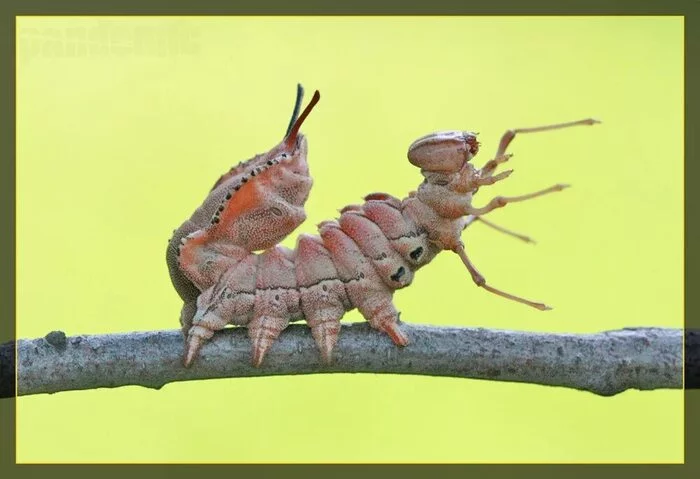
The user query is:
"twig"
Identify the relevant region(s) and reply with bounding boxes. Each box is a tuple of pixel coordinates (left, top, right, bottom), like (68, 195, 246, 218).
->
(2, 324, 683, 398)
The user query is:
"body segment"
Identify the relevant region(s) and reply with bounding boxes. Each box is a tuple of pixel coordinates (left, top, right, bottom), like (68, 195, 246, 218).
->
(181, 191, 437, 366)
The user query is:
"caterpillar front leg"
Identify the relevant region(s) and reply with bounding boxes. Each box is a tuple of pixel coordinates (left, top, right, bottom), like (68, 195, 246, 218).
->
(464, 215, 536, 244)
(452, 241, 551, 311)
(467, 183, 570, 216)
(457, 185, 569, 310)
(482, 118, 600, 178)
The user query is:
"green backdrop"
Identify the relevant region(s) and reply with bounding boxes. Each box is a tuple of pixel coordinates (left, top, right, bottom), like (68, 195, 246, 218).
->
(16, 16, 683, 462)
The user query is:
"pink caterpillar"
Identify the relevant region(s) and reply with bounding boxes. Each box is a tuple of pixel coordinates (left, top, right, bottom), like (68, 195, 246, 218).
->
(166, 85, 598, 367)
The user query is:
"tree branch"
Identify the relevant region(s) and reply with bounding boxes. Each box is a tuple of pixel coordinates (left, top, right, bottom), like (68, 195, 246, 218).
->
(3, 324, 684, 398)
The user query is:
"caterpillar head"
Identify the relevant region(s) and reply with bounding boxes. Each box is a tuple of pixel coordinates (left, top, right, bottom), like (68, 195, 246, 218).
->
(407, 130, 480, 174)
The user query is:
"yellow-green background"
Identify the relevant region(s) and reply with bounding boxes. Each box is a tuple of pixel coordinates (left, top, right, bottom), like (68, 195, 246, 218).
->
(16, 17, 683, 463)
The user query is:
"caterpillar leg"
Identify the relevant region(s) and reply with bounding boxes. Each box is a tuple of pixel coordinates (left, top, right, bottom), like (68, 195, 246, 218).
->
(452, 241, 550, 311)
(464, 215, 536, 244)
(482, 118, 600, 177)
(480, 154, 513, 178)
(467, 184, 570, 216)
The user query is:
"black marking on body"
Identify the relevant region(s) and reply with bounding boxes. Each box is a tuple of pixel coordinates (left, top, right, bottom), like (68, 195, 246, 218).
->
(210, 290, 256, 301)
(390, 267, 406, 282)
(410, 247, 424, 260)
(233, 291, 256, 297)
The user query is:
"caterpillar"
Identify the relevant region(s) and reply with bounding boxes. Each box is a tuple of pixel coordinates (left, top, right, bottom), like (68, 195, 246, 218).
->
(166, 85, 598, 367)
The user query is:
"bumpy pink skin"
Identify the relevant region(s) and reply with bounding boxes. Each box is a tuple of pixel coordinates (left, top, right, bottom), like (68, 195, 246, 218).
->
(180, 188, 442, 367)
(169, 99, 486, 367)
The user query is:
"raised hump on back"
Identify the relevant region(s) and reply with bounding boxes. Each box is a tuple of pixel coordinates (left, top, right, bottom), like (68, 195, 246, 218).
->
(179, 86, 321, 254)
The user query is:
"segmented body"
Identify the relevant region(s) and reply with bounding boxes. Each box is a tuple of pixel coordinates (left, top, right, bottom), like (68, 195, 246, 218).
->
(178, 188, 445, 366)
(165, 122, 458, 367)
(166, 86, 598, 367)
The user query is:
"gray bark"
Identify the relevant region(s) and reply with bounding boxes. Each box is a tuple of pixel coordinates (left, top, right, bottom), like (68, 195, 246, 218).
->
(5, 324, 682, 397)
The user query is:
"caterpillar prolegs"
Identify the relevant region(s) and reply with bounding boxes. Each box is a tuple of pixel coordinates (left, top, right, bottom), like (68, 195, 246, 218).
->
(165, 85, 599, 367)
